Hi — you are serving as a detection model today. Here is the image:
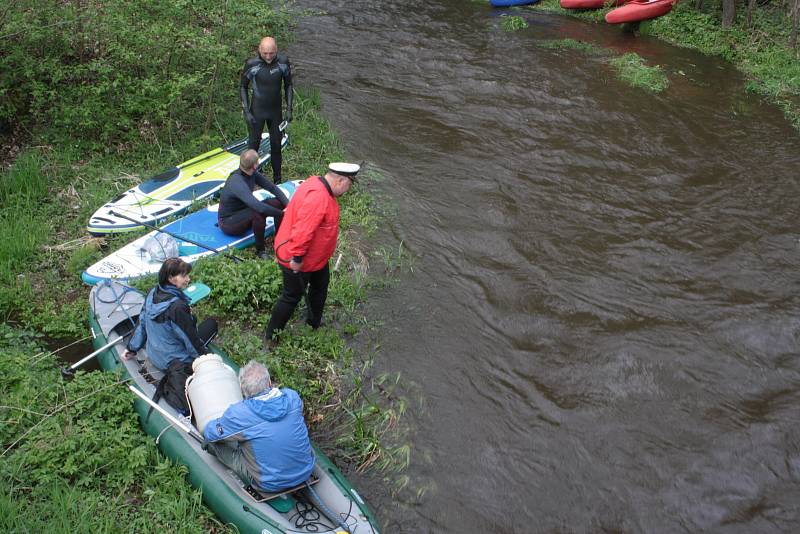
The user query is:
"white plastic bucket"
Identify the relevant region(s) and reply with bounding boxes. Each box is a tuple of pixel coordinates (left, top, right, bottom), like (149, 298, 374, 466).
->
(186, 354, 243, 434)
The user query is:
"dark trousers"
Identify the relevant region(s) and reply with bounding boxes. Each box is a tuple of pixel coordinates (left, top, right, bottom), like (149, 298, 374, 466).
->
(218, 199, 283, 252)
(206, 441, 254, 487)
(247, 116, 283, 182)
(265, 263, 330, 340)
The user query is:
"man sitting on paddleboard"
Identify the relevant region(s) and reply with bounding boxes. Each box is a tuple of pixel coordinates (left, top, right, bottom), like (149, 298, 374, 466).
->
(203, 361, 315, 493)
(240, 36, 293, 184)
(218, 149, 289, 259)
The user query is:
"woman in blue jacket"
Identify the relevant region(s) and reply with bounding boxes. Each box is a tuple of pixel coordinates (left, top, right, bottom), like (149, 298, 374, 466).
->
(124, 258, 217, 371)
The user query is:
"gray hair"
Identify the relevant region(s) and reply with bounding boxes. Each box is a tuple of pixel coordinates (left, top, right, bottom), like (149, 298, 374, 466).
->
(239, 360, 271, 398)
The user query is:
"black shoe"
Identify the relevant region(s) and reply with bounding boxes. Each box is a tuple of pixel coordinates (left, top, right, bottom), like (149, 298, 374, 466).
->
(256, 249, 269, 260)
(263, 336, 278, 352)
(305, 319, 323, 330)
(273, 175, 282, 184)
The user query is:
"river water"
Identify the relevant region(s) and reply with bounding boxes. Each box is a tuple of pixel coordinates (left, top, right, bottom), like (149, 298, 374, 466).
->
(290, 1, 800, 532)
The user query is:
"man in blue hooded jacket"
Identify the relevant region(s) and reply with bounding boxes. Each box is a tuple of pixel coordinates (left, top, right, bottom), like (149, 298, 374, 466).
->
(203, 360, 315, 492)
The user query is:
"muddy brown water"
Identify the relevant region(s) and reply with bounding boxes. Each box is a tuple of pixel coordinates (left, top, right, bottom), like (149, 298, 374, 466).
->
(47, 337, 100, 372)
(289, 1, 800, 532)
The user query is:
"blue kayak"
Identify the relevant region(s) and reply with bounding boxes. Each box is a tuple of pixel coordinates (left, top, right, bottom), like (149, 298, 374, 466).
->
(490, 0, 539, 6)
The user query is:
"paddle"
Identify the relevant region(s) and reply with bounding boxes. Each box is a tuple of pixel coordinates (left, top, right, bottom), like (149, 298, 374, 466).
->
(60, 336, 125, 378)
(108, 210, 245, 263)
(127, 384, 204, 443)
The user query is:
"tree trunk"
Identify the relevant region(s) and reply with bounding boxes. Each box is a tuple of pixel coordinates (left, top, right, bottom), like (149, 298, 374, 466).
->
(722, 0, 736, 28)
(746, 0, 757, 27)
(791, 0, 799, 49)
(695, 0, 704, 10)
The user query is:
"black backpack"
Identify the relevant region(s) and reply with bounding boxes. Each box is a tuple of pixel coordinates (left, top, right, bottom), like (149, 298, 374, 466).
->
(147, 360, 193, 419)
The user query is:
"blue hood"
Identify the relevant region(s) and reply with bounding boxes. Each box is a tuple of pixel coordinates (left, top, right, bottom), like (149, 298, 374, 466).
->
(144, 296, 174, 320)
(245, 388, 290, 422)
(143, 284, 186, 320)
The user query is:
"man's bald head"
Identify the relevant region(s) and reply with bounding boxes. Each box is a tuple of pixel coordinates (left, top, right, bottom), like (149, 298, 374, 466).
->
(240, 149, 259, 172)
(259, 37, 277, 63)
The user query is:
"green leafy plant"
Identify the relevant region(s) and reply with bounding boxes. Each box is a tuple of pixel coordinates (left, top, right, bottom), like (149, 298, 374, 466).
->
(539, 38, 604, 54)
(65, 244, 103, 277)
(0, 0, 294, 153)
(501, 15, 529, 32)
(0, 327, 225, 531)
(610, 53, 670, 92)
(191, 255, 283, 317)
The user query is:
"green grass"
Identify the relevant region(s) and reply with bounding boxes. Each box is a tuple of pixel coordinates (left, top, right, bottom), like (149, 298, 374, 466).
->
(0, 153, 51, 273)
(539, 38, 604, 53)
(537, 38, 669, 92)
(0, 152, 52, 320)
(0, 0, 294, 154)
(642, 2, 800, 129)
(610, 52, 670, 91)
(501, 15, 530, 32)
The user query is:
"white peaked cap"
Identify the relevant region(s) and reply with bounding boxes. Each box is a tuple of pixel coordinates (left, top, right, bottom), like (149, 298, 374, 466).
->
(328, 162, 360, 180)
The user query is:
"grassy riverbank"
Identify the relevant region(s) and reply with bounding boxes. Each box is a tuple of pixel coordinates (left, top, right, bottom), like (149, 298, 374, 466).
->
(534, 0, 800, 129)
(1, 1, 405, 530)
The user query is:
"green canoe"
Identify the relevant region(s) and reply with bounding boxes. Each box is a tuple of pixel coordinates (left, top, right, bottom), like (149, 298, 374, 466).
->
(88, 281, 381, 534)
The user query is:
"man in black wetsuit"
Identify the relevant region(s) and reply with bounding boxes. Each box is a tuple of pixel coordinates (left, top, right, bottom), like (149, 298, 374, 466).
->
(218, 149, 289, 259)
(240, 36, 293, 184)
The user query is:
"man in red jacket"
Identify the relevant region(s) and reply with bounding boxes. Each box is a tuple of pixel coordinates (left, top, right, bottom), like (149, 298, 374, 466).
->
(265, 162, 359, 343)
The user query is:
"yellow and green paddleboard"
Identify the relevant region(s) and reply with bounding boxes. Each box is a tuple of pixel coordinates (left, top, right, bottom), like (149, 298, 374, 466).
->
(87, 125, 288, 235)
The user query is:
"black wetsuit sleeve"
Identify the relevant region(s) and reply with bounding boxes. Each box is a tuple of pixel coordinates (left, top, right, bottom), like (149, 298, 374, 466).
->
(166, 300, 205, 355)
(284, 58, 293, 114)
(256, 172, 289, 207)
(240, 60, 254, 121)
(231, 174, 283, 217)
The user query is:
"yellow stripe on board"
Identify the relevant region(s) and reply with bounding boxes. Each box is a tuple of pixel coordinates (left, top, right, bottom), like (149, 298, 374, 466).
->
(123, 152, 237, 206)
(178, 147, 225, 168)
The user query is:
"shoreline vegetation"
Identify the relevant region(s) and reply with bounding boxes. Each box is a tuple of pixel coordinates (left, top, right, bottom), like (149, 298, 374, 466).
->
(530, 0, 800, 129)
(1, 1, 408, 531)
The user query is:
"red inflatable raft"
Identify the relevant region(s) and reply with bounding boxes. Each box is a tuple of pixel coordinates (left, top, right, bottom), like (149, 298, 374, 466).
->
(560, 0, 624, 9)
(605, 0, 676, 23)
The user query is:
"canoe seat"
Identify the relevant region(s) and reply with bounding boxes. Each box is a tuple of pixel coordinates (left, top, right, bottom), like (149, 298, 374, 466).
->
(244, 473, 320, 503)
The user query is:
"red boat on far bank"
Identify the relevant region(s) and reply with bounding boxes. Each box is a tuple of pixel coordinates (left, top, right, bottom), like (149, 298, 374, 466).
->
(560, 0, 624, 9)
(605, 0, 676, 23)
